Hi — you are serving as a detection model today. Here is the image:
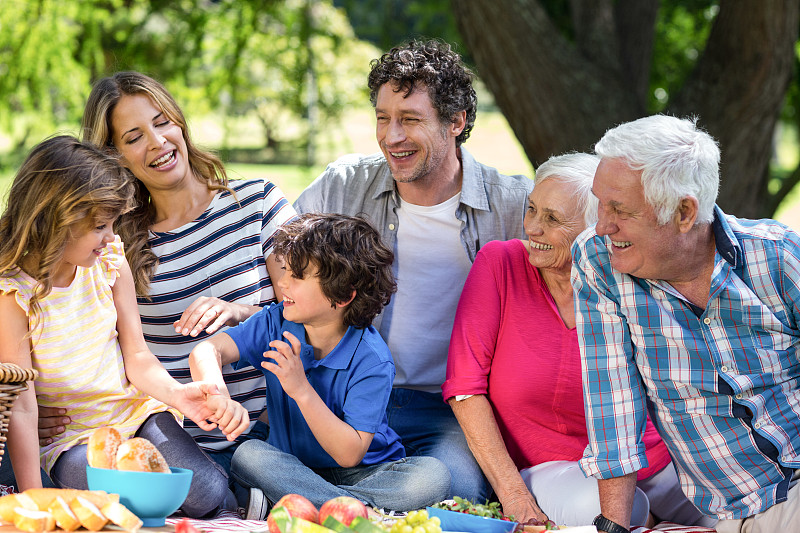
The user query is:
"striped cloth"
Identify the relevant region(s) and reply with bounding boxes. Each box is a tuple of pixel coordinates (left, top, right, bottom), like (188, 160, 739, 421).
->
(0, 238, 175, 472)
(633, 523, 717, 533)
(139, 178, 296, 451)
(167, 511, 269, 532)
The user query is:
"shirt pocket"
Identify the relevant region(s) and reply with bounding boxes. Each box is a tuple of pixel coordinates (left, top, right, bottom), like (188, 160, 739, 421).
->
(742, 303, 795, 373)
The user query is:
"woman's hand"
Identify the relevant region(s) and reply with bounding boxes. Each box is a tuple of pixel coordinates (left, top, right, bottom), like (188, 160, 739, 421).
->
(37, 405, 70, 447)
(173, 296, 256, 337)
(500, 490, 549, 525)
(261, 331, 311, 400)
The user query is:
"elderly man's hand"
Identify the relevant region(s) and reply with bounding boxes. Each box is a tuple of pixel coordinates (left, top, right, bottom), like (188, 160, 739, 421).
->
(38, 405, 70, 447)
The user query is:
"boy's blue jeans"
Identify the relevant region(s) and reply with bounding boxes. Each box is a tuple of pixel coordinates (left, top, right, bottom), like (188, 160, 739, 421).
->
(230, 439, 450, 511)
(386, 388, 490, 502)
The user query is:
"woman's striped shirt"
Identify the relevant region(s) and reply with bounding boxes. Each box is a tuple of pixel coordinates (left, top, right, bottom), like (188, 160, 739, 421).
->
(138, 178, 296, 451)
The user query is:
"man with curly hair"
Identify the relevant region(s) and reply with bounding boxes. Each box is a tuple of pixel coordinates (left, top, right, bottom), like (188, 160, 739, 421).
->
(294, 39, 533, 502)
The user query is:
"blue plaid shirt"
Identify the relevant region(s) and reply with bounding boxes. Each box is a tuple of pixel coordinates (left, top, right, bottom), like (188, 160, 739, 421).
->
(572, 206, 800, 520)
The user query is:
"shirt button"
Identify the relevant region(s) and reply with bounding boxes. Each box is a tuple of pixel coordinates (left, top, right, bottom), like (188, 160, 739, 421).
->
(735, 393, 743, 399)
(720, 366, 728, 373)
(703, 317, 711, 325)
(389, 223, 396, 231)
(754, 421, 762, 429)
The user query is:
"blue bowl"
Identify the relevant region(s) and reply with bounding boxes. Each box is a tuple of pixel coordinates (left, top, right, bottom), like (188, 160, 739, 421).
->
(426, 506, 518, 533)
(86, 466, 193, 527)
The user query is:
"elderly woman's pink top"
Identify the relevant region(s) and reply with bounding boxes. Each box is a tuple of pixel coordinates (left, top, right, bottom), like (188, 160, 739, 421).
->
(443, 239, 670, 479)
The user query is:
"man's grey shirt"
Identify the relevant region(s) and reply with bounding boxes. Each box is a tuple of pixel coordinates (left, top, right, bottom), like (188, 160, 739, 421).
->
(293, 147, 533, 262)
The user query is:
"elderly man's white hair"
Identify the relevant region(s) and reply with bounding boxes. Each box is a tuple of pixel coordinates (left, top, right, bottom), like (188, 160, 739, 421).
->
(534, 152, 600, 226)
(594, 115, 720, 225)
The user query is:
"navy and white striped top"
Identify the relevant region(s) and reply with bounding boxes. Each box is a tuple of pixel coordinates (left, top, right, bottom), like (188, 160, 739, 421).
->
(138, 178, 296, 450)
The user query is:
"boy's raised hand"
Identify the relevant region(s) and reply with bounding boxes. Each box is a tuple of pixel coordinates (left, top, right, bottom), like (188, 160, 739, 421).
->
(262, 331, 311, 400)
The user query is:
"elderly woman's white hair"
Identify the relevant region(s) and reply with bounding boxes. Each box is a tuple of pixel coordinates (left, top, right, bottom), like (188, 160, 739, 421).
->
(534, 152, 600, 226)
(594, 115, 720, 225)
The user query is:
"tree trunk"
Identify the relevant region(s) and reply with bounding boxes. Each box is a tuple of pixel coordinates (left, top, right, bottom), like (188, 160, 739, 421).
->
(452, 0, 641, 167)
(670, 0, 799, 218)
(452, 0, 799, 218)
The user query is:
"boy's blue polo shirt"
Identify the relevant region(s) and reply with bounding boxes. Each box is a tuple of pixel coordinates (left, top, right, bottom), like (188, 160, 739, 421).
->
(226, 302, 405, 469)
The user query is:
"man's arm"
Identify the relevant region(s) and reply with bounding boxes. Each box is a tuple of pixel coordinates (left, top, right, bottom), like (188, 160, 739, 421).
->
(571, 233, 650, 510)
(596, 474, 638, 531)
(293, 164, 337, 214)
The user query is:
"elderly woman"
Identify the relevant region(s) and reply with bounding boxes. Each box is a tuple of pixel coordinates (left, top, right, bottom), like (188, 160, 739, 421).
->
(443, 153, 715, 528)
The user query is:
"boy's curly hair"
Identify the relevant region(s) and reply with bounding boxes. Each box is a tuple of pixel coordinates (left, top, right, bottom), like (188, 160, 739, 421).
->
(273, 214, 396, 329)
(367, 39, 476, 147)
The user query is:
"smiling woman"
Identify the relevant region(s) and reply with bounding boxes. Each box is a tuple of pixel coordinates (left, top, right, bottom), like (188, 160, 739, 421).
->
(58, 72, 298, 502)
(443, 152, 712, 528)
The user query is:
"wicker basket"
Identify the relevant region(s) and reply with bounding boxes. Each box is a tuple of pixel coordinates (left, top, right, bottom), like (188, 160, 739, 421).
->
(0, 363, 38, 466)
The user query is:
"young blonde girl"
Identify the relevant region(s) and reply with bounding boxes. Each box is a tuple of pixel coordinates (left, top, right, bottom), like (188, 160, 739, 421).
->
(0, 136, 248, 517)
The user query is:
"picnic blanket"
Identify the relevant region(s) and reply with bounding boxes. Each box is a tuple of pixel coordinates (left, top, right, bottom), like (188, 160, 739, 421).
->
(166, 510, 269, 531)
(165, 512, 718, 533)
(632, 523, 716, 533)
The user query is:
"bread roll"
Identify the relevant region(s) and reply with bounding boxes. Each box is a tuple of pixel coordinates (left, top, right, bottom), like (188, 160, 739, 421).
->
(87, 427, 122, 469)
(12, 508, 55, 533)
(47, 496, 80, 532)
(23, 488, 118, 513)
(101, 501, 143, 532)
(116, 437, 169, 473)
(0, 492, 39, 524)
(69, 496, 108, 531)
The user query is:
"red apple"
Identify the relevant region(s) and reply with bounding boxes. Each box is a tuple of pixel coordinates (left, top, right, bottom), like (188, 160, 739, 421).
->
(318, 496, 368, 527)
(267, 494, 318, 533)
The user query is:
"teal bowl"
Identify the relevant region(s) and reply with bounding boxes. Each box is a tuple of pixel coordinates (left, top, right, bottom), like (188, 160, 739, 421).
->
(86, 466, 193, 527)
(426, 507, 518, 533)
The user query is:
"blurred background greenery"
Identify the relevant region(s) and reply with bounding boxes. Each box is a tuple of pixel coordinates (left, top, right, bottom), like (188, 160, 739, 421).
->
(1, 0, 799, 229)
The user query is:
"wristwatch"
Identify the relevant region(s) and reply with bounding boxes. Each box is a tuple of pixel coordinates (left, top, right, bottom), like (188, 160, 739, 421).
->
(592, 514, 630, 533)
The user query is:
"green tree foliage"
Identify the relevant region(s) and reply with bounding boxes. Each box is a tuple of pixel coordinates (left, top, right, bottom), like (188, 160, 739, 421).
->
(0, 0, 377, 166)
(336, 0, 461, 54)
(337, 0, 800, 218)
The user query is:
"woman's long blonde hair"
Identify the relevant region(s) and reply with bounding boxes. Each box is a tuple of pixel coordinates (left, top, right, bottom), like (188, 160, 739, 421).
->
(0, 135, 134, 321)
(81, 71, 232, 296)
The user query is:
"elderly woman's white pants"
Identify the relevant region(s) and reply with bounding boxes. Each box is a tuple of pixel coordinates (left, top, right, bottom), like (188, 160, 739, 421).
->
(520, 460, 716, 528)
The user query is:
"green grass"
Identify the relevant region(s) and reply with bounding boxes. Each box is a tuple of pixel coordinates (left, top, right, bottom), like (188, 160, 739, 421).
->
(225, 163, 325, 203)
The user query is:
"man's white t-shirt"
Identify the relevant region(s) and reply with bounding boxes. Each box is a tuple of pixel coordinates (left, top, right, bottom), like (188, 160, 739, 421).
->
(374, 192, 473, 393)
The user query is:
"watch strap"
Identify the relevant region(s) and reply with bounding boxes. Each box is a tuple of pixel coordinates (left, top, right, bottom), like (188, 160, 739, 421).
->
(592, 514, 630, 533)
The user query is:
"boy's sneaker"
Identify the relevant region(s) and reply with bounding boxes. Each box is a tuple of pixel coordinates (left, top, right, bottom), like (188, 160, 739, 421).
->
(245, 487, 269, 521)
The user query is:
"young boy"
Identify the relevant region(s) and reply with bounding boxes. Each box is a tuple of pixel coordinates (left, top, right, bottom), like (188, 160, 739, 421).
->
(188, 213, 450, 517)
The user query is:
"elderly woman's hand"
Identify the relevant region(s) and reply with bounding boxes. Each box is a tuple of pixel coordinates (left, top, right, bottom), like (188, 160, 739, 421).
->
(174, 296, 255, 337)
(500, 490, 549, 525)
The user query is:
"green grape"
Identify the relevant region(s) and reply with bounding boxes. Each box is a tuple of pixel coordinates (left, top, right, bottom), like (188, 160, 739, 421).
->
(388, 510, 441, 533)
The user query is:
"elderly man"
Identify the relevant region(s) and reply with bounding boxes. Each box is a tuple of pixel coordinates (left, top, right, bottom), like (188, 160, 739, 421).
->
(572, 114, 799, 533)
(294, 39, 533, 501)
